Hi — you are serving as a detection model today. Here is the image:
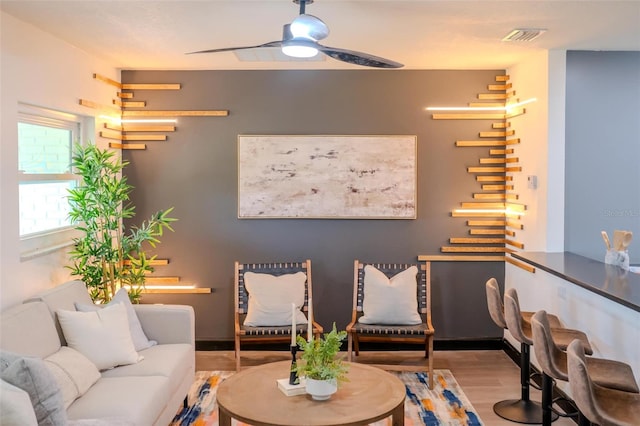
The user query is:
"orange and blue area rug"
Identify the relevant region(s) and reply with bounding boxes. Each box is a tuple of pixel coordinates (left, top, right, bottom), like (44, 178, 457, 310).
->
(171, 370, 483, 426)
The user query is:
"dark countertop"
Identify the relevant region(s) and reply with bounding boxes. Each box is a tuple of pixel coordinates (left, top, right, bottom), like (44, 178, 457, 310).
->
(512, 252, 640, 313)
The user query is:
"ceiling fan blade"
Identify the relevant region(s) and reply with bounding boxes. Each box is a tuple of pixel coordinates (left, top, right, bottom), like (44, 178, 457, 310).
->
(186, 41, 282, 55)
(317, 45, 403, 69)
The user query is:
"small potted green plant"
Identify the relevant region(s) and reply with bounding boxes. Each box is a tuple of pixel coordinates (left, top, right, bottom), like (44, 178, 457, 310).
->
(295, 323, 349, 400)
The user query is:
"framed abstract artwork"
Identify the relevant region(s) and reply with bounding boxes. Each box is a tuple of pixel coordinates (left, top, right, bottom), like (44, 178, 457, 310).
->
(238, 135, 417, 219)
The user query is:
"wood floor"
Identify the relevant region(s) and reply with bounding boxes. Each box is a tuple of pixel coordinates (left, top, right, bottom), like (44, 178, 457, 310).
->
(196, 349, 576, 426)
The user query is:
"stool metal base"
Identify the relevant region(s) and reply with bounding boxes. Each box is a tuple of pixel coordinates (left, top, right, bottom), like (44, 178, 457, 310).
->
(493, 399, 559, 424)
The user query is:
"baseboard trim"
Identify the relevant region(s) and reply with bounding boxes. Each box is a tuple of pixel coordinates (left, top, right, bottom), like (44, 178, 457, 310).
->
(195, 338, 504, 352)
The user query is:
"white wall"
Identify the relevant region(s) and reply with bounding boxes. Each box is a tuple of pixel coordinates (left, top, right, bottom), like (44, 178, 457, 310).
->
(506, 50, 566, 253)
(0, 12, 120, 310)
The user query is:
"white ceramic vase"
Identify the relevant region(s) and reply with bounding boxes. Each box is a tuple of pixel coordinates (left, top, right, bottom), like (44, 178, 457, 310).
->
(305, 378, 337, 401)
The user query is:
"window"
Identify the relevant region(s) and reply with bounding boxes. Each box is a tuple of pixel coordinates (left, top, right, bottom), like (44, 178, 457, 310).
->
(17, 104, 91, 259)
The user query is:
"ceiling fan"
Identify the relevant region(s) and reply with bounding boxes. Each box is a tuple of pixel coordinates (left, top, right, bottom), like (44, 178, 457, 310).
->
(187, 0, 403, 69)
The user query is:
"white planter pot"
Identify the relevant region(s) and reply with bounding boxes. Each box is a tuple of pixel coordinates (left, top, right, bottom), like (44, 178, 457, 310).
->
(305, 378, 338, 401)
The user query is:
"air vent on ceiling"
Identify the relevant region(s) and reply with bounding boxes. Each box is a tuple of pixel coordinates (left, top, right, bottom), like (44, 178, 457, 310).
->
(501, 28, 547, 42)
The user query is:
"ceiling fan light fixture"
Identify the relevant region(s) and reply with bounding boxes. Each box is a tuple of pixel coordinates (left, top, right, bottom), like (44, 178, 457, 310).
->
(290, 14, 329, 41)
(282, 38, 319, 58)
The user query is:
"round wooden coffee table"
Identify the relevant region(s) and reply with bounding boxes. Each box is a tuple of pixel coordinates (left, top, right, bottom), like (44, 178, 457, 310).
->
(217, 361, 405, 426)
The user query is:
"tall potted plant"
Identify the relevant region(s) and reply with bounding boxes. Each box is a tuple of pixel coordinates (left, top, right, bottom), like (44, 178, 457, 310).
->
(67, 144, 176, 303)
(295, 324, 349, 400)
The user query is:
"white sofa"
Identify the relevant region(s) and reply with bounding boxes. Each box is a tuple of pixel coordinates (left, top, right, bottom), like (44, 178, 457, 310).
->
(0, 280, 195, 425)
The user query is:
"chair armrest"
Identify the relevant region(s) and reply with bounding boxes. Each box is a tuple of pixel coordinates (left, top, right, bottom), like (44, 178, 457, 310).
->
(133, 304, 195, 346)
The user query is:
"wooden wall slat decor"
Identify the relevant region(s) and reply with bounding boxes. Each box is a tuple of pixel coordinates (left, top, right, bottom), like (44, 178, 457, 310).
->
(432, 73, 530, 263)
(123, 134, 167, 141)
(505, 239, 525, 249)
(432, 113, 506, 120)
(456, 140, 510, 147)
(478, 91, 514, 100)
(479, 130, 515, 137)
(477, 175, 512, 182)
(122, 125, 176, 132)
(506, 220, 523, 229)
(114, 100, 146, 108)
(470, 229, 512, 236)
(482, 184, 514, 190)
(93, 73, 121, 88)
(117, 92, 134, 99)
(473, 193, 518, 200)
(451, 211, 506, 218)
(441, 246, 511, 253)
(123, 259, 169, 266)
(468, 102, 504, 107)
(122, 110, 229, 117)
(488, 83, 512, 90)
(468, 220, 507, 226)
(450, 237, 505, 244)
(418, 255, 505, 262)
(506, 255, 535, 273)
(506, 108, 526, 118)
(460, 202, 505, 208)
(479, 157, 519, 164)
(145, 276, 180, 284)
(467, 166, 522, 173)
(79, 98, 119, 112)
(489, 148, 514, 155)
(121, 83, 181, 90)
(99, 131, 167, 141)
(108, 142, 146, 150)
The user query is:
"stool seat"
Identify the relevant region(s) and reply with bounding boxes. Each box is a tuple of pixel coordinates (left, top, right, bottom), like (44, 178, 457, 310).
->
(507, 289, 594, 355)
(532, 310, 638, 393)
(568, 340, 640, 426)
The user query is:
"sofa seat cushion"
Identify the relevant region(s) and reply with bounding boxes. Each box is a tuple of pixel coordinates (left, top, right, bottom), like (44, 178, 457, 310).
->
(100, 344, 193, 395)
(67, 376, 169, 426)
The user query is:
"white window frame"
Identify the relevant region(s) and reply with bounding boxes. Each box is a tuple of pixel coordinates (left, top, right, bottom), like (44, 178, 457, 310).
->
(18, 103, 93, 261)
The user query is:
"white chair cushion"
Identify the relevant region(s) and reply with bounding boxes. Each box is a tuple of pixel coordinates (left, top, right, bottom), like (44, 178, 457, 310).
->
(358, 265, 422, 325)
(243, 271, 308, 327)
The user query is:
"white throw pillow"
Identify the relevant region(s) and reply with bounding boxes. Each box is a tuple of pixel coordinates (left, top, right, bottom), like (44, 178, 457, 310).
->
(75, 288, 157, 351)
(0, 352, 67, 425)
(44, 347, 101, 409)
(57, 302, 143, 370)
(358, 265, 422, 325)
(243, 271, 308, 327)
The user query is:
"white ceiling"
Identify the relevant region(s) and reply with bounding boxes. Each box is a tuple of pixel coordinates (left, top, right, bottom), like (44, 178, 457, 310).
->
(1, 0, 639, 70)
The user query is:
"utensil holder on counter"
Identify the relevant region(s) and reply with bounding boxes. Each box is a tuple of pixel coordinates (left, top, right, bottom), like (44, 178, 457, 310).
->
(605, 249, 630, 271)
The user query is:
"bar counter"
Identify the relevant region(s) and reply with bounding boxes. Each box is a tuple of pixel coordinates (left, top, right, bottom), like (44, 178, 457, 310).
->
(511, 251, 640, 313)
(505, 251, 640, 391)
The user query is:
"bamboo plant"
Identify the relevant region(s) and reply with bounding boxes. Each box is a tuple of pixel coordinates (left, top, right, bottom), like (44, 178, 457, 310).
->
(67, 144, 176, 303)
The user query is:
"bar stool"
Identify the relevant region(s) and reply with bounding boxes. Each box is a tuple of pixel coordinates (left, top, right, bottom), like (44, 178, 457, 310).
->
(567, 339, 640, 426)
(531, 310, 639, 426)
(503, 287, 593, 424)
(485, 279, 562, 424)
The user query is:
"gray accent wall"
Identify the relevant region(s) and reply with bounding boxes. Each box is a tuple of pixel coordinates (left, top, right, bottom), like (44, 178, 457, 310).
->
(121, 70, 505, 342)
(565, 52, 640, 264)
